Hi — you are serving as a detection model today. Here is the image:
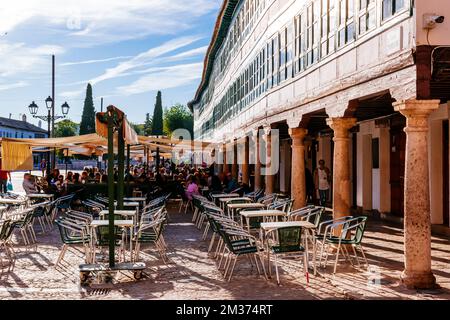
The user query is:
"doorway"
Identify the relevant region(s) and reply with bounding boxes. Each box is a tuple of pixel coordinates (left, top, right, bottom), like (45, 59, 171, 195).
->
(390, 125, 406, 216)
(443, 120, 449, 226)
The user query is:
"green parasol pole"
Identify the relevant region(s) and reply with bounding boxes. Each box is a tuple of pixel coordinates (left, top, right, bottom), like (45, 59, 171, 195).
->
(117, 121, 125, 210)
(126, 144, 131, 196)
(107, 110, 115, 268)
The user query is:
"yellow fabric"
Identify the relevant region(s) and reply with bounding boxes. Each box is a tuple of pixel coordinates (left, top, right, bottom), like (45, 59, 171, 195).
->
(1, 140, 33, 171)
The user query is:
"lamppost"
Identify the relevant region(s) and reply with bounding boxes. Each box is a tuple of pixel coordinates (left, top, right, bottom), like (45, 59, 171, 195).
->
(28, 98, 70, 174)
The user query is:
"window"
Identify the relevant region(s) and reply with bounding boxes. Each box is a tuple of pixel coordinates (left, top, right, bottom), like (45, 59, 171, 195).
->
(358, 0, 376, 34)
(267, 42, 272, 89)
(382, 0, 405, 20)
(272, 36, 279, 86)
(337, 0, 355, 48)
(321, 0, 337, 57)
(304, 1, 321, 67)
(294, 14, 306, 73)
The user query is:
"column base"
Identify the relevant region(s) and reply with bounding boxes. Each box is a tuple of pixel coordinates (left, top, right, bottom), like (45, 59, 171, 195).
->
(401, 270, 438, 290)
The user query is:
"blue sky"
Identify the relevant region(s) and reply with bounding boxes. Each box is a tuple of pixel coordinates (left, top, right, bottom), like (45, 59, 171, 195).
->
(0, 0, 222, 127)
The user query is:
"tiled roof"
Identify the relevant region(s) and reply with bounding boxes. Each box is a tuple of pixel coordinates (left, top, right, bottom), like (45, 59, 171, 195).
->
(0, 116, 47, 133)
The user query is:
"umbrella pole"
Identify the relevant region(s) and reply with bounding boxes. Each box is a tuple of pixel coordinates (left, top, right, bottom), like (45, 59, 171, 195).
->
(107, 111, 116, 268)
(126, 144, 131, 197)
(117, 123, 125, 210)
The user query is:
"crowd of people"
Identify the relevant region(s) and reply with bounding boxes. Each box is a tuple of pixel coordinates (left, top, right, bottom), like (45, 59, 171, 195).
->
(20, 159, 251, 201)
(20, 156, 332, 206)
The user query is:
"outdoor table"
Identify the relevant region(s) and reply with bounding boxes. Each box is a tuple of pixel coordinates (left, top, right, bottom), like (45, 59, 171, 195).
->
(90, 219, 134, 263)
(200, 187, 209, 196)
(27, 194, 54, 199)
(99, 210, 138, 224)
(210, 193, 239, 205)
(27, 194, 54, 205)
(123, 201, 140, 214)
(260, 221, 316, 276)
(219, 197, 252, 209)
(124, 197, 146, 204)
(239, 210, 287, 233)
(226, 202, 266, 220)
(212, 193, 239, 198)
(0, 198, 28, 207)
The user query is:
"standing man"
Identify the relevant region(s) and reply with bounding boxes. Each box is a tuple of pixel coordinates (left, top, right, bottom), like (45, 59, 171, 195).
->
(0, 158, 11, 193)
(40, 158, 47, 177)
(314, 159, 331, 207)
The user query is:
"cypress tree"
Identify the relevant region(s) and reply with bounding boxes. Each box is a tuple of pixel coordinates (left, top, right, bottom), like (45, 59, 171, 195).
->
(151, 91, 163, 136)
(79, 83, 96, 135)
(144, 113, 153, 136)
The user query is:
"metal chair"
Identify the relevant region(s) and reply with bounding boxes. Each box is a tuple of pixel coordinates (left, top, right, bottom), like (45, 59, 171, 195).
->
(266, 226, 309, 285)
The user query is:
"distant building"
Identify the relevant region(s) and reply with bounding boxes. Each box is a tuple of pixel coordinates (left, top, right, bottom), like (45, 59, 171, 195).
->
(0, 115, 48, 167)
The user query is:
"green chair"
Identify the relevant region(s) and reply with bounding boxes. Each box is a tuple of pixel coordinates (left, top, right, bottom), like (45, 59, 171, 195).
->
(219, 228, 267, 282)
(321, 216, 368, 273)
(54, 218, 90, 266)
(0, 220, 15, 265)
(133, 218, 167, 263)
(267, 226, 309, 285)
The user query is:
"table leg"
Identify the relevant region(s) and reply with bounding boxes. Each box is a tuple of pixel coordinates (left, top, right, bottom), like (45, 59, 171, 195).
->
(130, 226, 133, 262)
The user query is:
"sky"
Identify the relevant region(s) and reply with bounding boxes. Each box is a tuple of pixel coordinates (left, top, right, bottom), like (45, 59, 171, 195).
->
(0, 0, 222, 127)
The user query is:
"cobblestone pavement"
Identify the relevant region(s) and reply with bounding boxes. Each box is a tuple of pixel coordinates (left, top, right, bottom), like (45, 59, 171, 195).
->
(1, 204, 449, 300)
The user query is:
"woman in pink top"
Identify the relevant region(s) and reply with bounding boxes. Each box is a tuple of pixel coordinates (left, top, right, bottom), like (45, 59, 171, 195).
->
(185, 175, 200, 200)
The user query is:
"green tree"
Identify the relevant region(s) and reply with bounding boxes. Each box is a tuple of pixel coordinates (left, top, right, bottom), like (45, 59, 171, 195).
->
(144, 113, 153, 136)
(132, 123, 145, 136)
(54, 119, 79, 138)
(53, 119, 79, 158)
(79, 83, 96, 135)
(151, 91, 163, 136)
(163, 104, 194, 138)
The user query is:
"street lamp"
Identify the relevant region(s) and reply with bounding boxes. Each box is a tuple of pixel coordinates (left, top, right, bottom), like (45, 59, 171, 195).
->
(28, 101, 39, 116)
(27, 99, 70, 174)
(28, 55, 70, 174)
(61, 101, 70, 116)
(45, 96, 53, 109)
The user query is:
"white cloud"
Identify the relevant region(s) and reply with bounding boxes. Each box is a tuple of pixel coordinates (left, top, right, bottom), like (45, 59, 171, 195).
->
(59, 88, 86, 99)
(89, 36, 203, 85)
(60, 56, 133, 67)
(0, 41, 65, 77)
(117, 62, 203, 95)
(0, 81, 28, 91)
(0, 0, 221, 46)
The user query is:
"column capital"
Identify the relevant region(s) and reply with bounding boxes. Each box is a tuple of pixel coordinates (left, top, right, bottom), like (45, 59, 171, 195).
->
(393, 99, 440, 132)
(326, 117, 357, 139)
(289, 127, 308, 140)
(262, 125, 272, 136)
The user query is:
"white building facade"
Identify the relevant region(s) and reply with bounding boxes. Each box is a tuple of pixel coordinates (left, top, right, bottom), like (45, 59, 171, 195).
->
(190, 0, 450, 289)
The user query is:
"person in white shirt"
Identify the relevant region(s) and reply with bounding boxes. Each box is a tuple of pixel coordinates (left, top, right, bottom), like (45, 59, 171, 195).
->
(314, 159, 331, 207)
(22, 173, 39, 194)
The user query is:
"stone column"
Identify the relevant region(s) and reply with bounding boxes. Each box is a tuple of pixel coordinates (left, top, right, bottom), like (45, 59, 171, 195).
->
(263, 129, 275, 195)
(253, 130, 262, 191)
(223, 143, 229, 175)
(242, 136, 250, 185)
(393, 99, 439, 289)
(232, 140, 239, 180)
(217, 146, 224, 175)
(326, 117, 357, 219)
(289, 127, 308, 210)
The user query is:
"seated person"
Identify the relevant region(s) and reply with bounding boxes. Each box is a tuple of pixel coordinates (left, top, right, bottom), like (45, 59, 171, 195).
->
(23, 173, 39, 194)
(185, 176, 200, 200)
(224, 172, 238, 193)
